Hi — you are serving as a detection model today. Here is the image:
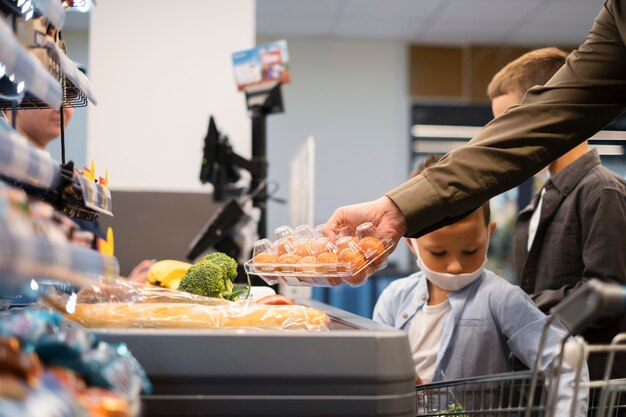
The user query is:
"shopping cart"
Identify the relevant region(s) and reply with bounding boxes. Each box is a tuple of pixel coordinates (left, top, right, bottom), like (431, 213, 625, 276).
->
(415, 280, 626, 417)
(416, 370, 546, 417)
(566, 334, 626, 417)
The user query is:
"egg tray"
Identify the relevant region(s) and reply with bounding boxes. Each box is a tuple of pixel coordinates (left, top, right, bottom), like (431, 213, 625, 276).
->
(244, 237, 394, 287)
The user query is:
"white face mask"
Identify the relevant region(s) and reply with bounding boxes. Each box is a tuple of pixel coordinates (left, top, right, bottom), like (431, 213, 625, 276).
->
(411, 240, 487, 292)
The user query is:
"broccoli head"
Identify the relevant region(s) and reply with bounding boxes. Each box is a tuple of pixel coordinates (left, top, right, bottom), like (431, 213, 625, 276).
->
(178, 262, 225, 298)
(179, 252, 249, 301)
(203, 252, 238, 282)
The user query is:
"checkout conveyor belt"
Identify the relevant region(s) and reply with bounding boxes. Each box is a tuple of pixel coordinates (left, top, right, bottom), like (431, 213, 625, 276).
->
(94, 301, 416, 417)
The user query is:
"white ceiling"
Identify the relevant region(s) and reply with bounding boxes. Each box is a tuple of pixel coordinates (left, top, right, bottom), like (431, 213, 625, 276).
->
(257, 0, 606, 46)
(64, 1, 606, 46)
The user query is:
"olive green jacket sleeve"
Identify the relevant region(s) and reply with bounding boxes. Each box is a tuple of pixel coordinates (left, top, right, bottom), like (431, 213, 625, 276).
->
(388, 0, 626, 237)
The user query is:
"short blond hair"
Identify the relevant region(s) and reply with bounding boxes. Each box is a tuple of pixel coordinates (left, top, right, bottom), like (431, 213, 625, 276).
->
(487, 47, 569, 100)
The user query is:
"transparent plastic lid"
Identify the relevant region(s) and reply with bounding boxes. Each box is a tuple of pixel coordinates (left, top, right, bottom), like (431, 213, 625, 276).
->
(245, 222, 392, 287)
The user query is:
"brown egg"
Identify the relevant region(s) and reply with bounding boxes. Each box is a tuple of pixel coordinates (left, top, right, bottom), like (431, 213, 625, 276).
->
(254, 252, 277, 272)
(359, 236, 384, 258)
(277, 253, 300, 271)
(327, 277, 344, 287)
(315, 251, 338, 273)
(254, 252, 277, 263)
(338, 248, 366, 284)
(275, 236, 295, 255)
(338, 248, 366, 269)
(359, 236, 386, 268)
(297, 255, 316, 273)
(294, 239, 314, 257)
(316, 251, 338, 263)
(295, 255, 317, 283)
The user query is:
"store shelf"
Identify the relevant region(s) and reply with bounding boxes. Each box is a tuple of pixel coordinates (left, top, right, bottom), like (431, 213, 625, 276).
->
(0, 0, 66, 30)
(32, 0, 66, 30)
(8, 38, 99, 109)
(0, 221, 120, 288)
(0, 119, 113, 219)
(0, 186, 120, 293)
(51, 40, 97, 105)
(0, 16, 63, 109)
(0, 3, 144, 415)
(74, 174, 112, 216)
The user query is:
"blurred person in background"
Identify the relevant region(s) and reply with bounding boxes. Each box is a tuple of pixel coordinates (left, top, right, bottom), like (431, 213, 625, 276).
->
(4, 107, 153, 282)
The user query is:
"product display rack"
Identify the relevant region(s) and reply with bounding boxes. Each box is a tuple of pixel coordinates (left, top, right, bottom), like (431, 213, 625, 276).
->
(0, 4, 146, 417)
(0, 0, 97, 111)
(0, 14, 63, 109)
(0, 0, 114, 293)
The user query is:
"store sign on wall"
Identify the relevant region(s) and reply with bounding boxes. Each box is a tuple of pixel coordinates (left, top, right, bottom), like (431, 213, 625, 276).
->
(231, 40, 291, 91)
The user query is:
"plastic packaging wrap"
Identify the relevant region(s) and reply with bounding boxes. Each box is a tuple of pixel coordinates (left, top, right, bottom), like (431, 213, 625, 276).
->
(44, 277, 232, 307)
(64, 301, 330, 331)
(42, 278, 330, 331)
(0, 17, 63, 109)
(0, 310, 149, 417)
(0, 310, 65, 347)
(0, 367, 137, 417)
(31, 0, 66, 30)
(0, 309, 150, 397)
(0, 336, 43, 384)
(245, 222, 393, 287)
(0, 185, 119, 307)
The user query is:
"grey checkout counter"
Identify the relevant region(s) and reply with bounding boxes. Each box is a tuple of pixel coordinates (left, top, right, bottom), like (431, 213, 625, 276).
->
(95, 301, 416, 417)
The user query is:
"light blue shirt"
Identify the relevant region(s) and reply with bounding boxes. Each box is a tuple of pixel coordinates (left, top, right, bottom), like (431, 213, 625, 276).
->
(373, 269, 588, 417)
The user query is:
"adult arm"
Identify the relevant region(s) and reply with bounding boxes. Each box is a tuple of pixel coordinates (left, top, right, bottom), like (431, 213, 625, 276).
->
(389, 0, 626, 237)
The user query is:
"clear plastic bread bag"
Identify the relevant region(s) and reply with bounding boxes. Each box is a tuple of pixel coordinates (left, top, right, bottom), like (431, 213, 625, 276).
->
(39, 278, 330, 332)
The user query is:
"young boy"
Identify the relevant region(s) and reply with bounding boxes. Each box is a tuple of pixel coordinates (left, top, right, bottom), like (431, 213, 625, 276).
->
(373, 156, 587, 417)
(488, 48, 626, 378)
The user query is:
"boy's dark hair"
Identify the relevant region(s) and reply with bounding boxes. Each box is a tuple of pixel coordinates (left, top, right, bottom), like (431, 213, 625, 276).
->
(487, 47, 569, 100)
(411, 155, 491, 226)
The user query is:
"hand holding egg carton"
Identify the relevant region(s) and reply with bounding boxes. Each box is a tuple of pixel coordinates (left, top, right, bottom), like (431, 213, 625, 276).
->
(244, 222, 393, 287)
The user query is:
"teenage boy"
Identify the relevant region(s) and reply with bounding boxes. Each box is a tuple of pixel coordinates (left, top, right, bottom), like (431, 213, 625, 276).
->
(488, 48, 626, 378)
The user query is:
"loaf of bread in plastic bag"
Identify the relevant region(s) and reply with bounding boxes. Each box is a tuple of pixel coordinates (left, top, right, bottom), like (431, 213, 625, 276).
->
(65, 301, 330, 331)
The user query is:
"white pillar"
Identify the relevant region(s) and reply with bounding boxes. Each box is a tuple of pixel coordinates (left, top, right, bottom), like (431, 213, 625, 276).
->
(88, 0, 255, 192)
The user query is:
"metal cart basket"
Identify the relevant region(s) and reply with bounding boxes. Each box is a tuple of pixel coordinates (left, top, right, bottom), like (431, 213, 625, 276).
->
(415, 369, 626, 417)
(416, 371, 546, 417)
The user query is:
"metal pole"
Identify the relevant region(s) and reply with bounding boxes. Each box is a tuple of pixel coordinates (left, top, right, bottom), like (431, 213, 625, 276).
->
(251, 109, 267, 239)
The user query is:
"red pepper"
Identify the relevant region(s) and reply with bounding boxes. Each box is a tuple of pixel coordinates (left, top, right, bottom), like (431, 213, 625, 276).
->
(255, 294, 294, 305)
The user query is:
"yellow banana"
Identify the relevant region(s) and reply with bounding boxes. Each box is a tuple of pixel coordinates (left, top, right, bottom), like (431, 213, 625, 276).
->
(147, 260, 192, 289)
(167, 278, 182, 290)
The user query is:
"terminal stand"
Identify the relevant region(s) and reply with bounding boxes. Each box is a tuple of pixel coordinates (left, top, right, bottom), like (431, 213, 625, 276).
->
(245, 81, 284, 239)
(188, 82, 283, 263)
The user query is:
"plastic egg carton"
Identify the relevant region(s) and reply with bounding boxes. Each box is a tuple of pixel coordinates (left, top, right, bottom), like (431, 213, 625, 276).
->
(244, 222, 393, 287)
